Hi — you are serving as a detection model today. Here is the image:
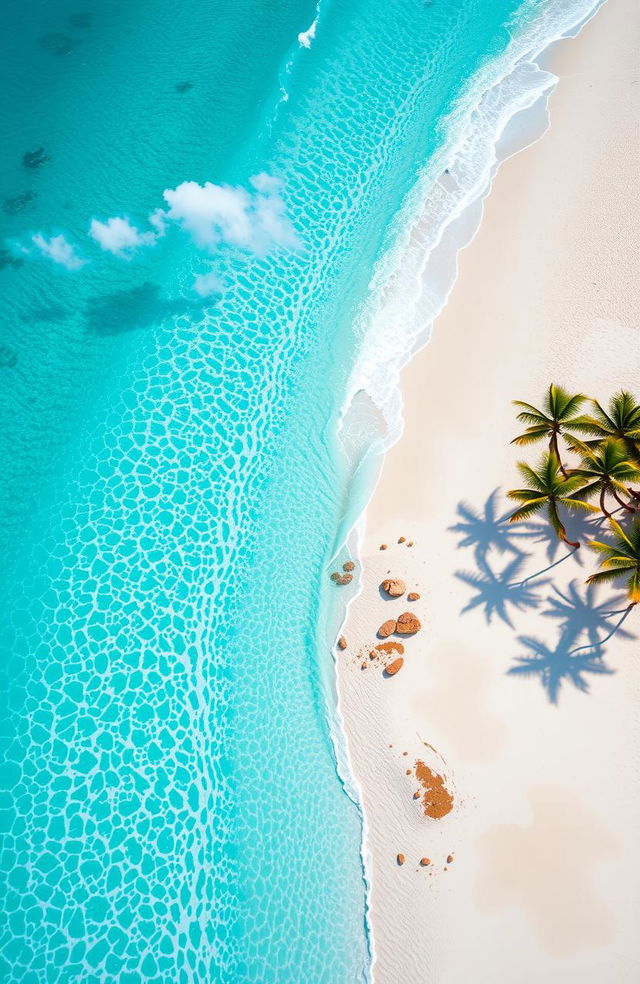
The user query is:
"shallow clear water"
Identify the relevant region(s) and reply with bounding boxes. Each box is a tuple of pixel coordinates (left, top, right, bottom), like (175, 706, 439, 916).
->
(0, 0, 593, 980)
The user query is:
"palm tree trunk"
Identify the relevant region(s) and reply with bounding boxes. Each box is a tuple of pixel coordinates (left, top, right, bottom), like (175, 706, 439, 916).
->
(612, 488, 635, 512)
(599, 487, 611, 517)
(550, 430, 568, 476)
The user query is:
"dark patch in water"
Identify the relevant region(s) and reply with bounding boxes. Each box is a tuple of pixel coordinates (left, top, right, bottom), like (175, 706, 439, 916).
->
(86, 282, 203, 336)
(175, 81, 194, 93)
(68, 12, 92, 30)
(3, 190, 37, 215)
(22, 147, 50, 170)
(39, 33, 78, 57)
(0, 345, 18, 369)
(0, 249, 24, 271)
(23, 305, 69, 324)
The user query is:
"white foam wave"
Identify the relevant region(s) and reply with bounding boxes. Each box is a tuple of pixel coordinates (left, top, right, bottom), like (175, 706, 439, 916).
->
(345, 0, 607, 456)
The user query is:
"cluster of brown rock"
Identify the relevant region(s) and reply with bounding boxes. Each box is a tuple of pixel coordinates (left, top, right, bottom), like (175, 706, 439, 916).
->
(330, 559, 355, 586)
(334, 539, 422, 679)
(376, 577, 422, 665)
(396, 852, 455, 868)
(380, 536, 414, 549)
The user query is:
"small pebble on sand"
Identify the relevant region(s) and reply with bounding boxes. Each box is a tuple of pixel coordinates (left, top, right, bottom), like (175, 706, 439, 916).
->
(380, 543, 388, 550)
(420, 858, 430, 867)
(397, 853, 406, 866)
(398, 536, 406, 543)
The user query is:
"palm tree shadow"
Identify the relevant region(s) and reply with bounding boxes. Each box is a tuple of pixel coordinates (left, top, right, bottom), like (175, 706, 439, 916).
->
(451, 492, 636, 703)
(508, 634, 614, 704)
(85, 282, 206, 336)
(455, 554, 548, 628)
(541, 580, 635, 649)
(449, 489, 532, 572)
(518, 510, 608, 565)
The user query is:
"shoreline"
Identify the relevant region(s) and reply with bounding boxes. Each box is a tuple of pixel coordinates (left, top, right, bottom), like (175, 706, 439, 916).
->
(329, 0, 608, 971)
(335, 0, 640, 979)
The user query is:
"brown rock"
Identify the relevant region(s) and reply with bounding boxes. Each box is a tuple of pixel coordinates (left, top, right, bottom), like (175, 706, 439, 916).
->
(420, 858, 431, 867)
(407, 541, 414, 547)
(332, 573, 353, 585)
(396, 611, 421, 634)
(337, 636, 347, 651)
(381, 577, 406, 597)
(413, 791, 421, 800)
(384, 657, 404, 677)
(398, 536, 406, 543)
(360, 663, 367, 670)
(342, 560, 355, 572)
(407, 592, 420, 602)
(380, 543, 388, 550)
(405, 769, 412, 775)
(377, 619, 397, 639)
(447, 854, 454, 864)
(397, 853, 406, 866)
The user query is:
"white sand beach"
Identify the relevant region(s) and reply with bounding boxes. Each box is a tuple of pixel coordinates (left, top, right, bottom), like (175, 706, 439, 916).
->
(338, 0, 640, 980)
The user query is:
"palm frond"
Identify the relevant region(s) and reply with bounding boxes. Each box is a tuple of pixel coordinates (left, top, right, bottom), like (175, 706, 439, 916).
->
(568, 414, 610, 436)
(560, 393, 588, 419)
(513, 400, 548, 418)
(511, 427, 551, 446)
(508, 500, 547, 523)
(559, 474, 592, 495)
(506, 489, 546, 503)
(514, 411, 548, 425)
(627, 571, 640, 603)
(515, 461, 547, 491)
(558, 497, 600, 513)
(590, 399, 617, 432)
(586, 568, 633, 587)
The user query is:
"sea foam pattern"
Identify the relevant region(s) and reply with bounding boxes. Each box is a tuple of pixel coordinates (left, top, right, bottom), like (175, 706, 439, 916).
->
(0, 0, 602, 981)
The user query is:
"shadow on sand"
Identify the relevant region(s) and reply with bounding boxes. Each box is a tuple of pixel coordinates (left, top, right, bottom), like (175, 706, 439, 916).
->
(450, 489, 636, 703)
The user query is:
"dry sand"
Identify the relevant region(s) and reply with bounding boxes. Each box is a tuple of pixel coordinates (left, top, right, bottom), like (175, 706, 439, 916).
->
(338, 0, 640, 980)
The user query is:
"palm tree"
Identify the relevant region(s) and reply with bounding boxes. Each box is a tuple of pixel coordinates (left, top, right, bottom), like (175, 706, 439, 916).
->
(570, 391, 640, 467)
(511, 384, 586, 475)
(587, 517, 640, 605)
(570, 437, 640, 516)
(507, 453, 599, 549)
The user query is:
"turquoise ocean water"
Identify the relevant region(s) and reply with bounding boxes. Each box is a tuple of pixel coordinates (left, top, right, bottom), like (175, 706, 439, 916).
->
(0, 0, 600, 980)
